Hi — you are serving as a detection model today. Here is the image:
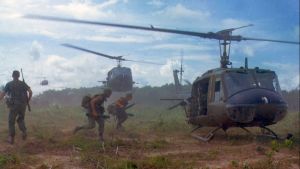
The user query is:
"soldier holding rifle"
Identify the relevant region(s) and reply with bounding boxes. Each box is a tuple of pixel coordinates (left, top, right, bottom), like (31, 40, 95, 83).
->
(0, 70, 32, 144)
(73, 88, 112, 142)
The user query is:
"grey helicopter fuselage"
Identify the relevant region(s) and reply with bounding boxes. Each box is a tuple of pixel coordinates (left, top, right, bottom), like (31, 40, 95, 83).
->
(107, 66, 133, 92)
(185, 67, 287, 129)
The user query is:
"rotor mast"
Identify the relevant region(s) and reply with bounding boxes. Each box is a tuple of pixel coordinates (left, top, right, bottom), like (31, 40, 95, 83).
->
(217, 24, 253, 68)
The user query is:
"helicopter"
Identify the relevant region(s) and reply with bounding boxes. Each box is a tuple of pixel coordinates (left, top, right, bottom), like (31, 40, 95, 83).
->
(62, 43, 161, 92)
(172, 51, 191, 97)
(39, 77, 49, 86)
(25, 15, 299, 141)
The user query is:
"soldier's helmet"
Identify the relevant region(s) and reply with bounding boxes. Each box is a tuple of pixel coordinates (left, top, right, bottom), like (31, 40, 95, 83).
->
(12, 70, 20, 78)
(103, 88, 112, 97)
(125, 93, 133, 100)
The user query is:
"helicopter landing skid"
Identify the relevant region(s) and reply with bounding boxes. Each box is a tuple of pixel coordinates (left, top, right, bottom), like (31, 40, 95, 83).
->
(190, 127, 221, 142)
(259, 126, 279, 139)
(240, 127, 254, 135)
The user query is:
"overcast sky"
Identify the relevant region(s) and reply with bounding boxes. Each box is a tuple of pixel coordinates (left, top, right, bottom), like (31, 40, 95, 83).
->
(0, 0, 299, 94)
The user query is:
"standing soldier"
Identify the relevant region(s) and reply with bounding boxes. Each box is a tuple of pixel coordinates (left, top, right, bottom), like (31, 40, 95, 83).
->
(73, 89, 112, 142)
(0, 70, 32, 144)
(108, 93, 133, 130)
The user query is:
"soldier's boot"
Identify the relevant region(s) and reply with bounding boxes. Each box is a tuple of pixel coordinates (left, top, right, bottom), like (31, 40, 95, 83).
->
(8, 136, 14, 145)
(22, 132, 27, 141)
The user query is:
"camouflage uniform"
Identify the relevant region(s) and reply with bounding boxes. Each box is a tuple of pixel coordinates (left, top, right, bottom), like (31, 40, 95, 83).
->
(74, 93, 110, 141)
(109, 97, 129, 130)
(3, 80, 30, 139)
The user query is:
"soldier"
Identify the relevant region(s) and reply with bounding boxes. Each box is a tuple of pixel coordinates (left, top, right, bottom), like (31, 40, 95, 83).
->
(0, 70, 32, 144)
(108, 93, 133, 130)
(73, 89, 112, 142)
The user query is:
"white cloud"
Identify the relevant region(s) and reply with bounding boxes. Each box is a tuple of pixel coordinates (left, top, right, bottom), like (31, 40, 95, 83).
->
(53, 0, 118, 19)
(155, 4, 210, 20)
(242, 46, 254, 57)
(147, 0, 164, 7)
(262, 62, 299, 90)
(30, 40, 43, 60)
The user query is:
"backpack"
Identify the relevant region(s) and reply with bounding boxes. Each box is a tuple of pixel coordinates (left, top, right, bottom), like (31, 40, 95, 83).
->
(81, 95, 91, 109)
(81, 94, 103, 109)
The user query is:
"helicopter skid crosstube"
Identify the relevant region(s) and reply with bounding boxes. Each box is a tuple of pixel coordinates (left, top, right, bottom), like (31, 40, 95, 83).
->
(190, 125, 287, 142)
(190, 126, 222, 142)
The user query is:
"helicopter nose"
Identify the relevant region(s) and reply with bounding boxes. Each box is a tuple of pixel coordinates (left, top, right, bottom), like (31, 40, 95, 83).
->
(226, 88, 287, 124)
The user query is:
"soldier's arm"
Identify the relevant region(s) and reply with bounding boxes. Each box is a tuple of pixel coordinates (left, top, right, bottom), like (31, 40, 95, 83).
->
(27, 88, 33, 101)
(0, 91, 5, 101)
(90, 95, 103, 117)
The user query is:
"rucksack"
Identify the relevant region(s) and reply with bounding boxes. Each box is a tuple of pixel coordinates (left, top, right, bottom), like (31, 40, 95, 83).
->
(81, 95, 91, 109)
(81, 94, 102, 109)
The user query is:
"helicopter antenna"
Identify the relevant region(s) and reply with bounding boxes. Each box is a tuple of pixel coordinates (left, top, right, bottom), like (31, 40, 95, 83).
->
(180, 50, 184, 85)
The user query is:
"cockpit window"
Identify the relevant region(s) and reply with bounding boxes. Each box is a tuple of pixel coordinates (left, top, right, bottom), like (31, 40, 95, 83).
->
(255, 72, 281, 92)
(224, 71, 282, 97)
(224, 72, 256, 97)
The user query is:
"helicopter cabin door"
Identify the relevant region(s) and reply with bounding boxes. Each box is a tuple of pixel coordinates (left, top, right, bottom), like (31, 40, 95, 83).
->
(193, 77, 210, 116)
(212, 76, 224, 103)
(207, 75, 226, 118)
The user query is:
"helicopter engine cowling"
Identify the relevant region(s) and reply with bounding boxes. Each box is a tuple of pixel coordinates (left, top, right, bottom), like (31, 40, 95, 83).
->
(226, 88, 287, 126)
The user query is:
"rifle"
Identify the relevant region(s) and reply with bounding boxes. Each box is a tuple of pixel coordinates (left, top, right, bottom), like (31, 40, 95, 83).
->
(20, 69, 31, 112)
(125, 103, 135, 110)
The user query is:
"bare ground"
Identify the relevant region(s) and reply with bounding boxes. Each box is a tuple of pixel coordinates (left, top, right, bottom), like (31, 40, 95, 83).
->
(0, 128, 298, 169)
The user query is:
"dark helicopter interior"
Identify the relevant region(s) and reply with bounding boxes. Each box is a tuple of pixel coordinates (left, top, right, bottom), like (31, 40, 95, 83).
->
(191, 77, 209, 116)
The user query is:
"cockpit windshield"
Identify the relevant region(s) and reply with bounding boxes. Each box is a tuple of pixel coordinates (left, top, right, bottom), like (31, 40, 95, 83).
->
(224, 72, 256, 97)
(255, 71, 281, 92)
(224, 71, 281, 97)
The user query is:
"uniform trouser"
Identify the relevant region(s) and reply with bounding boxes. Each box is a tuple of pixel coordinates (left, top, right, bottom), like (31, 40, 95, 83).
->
(8, 105, 27, 137)
(116, 109, 128, 129)
(76, 115, 105, 139)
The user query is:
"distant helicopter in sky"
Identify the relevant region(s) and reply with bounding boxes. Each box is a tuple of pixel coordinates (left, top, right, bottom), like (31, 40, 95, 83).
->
(62, 43, 161, 92)
(40, 77, 49, 86)
(25, 15, 299, 141)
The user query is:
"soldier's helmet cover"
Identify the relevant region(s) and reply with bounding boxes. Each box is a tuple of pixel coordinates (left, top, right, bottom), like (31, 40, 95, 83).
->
(12, 70, 20, 78)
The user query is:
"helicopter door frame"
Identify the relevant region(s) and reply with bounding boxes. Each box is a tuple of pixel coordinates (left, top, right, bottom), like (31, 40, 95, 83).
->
(211, 76, 224, 103)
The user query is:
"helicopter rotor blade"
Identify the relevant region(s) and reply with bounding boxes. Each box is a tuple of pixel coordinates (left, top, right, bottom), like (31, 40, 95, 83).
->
(24, 15, 212, 38)
(62, 43, 162, 65)
(217, 24, 254, 34)
(25, 15, 300, 45)
(241, 37, 300, 44)
(62, 43, 124, 60)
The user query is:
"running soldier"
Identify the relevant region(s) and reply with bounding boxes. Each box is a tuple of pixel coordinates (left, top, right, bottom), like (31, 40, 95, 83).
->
(0, 70, 32, 144)
(73, 89, 112, 142)
(108, 93, 133, 130)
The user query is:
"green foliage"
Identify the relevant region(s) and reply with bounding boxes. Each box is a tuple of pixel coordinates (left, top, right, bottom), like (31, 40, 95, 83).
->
(0, 154, 20, 168)
(142, 156, 172, 168)
(270, 140, 280, 152)
(145, 139, 169, 149)
(283, 139, 294, 149)
(230, 160, 239, 168)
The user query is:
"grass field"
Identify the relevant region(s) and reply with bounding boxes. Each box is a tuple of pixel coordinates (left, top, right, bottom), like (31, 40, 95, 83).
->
(0, 103, 299, 169)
